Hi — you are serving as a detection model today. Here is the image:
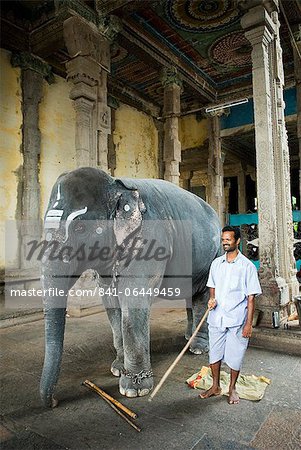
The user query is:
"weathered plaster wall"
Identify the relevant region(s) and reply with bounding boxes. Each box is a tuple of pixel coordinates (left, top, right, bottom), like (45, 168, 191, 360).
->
(0, 49, 22, 271)
(179, 114, 208, 150)
(39, 76, 76, 216)
(113, 104, 159, 178)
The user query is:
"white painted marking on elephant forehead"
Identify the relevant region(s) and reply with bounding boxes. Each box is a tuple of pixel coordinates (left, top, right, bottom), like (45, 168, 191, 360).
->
(45, 209, 64, 229)
(63, 207, 88, 243)
(53, 184, 61, 208)
(47, 210, 63, 217)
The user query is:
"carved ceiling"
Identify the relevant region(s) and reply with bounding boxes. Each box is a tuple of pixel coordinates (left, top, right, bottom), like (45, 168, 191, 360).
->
(1, 0, 300, 170)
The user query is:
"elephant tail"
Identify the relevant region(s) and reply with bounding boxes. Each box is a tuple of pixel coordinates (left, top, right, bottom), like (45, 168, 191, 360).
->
(40, 307, 66, 408)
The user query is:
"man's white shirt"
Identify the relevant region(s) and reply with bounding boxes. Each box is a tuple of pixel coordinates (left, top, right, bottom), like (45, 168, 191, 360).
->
(206, 251, 262, 328)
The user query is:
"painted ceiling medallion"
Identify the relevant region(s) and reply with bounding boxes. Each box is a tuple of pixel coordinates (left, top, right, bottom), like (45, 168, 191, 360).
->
(166, 0, 241, 32)
(209, 31, 252, 67)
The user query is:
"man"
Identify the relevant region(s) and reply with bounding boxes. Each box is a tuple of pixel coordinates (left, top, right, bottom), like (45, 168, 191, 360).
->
(200, 225, 262, 405)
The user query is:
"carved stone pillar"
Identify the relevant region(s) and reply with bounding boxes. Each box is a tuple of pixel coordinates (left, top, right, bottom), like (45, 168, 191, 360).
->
(161, 68, 182, 185)
(238, 165, 247, 213)
(293, 32, 301, 208)
(181, 171, 193, 190)
(11, 53, 53, 272)
(241, 1, 298, 326)
(63, 15, 111, 169)
(154, 119, 164, 179)
(207, 114, 225, 226)
(107, 95, 119, 175)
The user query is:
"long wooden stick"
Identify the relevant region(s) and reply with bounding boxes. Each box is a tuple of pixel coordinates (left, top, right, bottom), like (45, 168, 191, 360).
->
(83, 379, 137, 419)
(83, 380, 141, 432)
(149, 308, 210, 401)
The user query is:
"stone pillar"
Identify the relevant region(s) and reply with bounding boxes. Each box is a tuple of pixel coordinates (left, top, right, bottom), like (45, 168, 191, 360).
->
(207, 114, 225, 226)
(154, 120, 165, 180)
(107, 95, 119, 175)
(293, 32, 301, 208)
(241, 0, 298, 326)
(237, 165, 247, 213)
(161, 68, 182, 185)
(63, 15, 111, 169)
(11, 53, 53, 273)
(181, 171, 193, 190)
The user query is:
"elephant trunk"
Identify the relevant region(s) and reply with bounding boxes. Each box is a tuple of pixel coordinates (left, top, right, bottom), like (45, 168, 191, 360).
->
(40, 306, 67, 407)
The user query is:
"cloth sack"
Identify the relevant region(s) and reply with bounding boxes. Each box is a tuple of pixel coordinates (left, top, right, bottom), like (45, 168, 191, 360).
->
(186, 366, 270, 401)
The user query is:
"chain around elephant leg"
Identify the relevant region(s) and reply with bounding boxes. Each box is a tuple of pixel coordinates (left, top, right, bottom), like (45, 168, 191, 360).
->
(120, 369, 154, 397)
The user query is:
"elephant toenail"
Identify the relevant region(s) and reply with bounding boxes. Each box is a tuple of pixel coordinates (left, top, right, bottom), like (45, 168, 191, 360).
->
(138, 389, 150, 396)
(125, 389, 138, 398)
(111, 367, 120, 377)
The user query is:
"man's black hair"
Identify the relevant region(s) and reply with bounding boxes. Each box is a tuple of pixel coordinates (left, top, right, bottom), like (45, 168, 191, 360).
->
(222, 225, 241, 241)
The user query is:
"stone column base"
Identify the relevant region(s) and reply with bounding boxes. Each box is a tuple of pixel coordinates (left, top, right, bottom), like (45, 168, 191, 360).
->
(256, 272, 290, 328)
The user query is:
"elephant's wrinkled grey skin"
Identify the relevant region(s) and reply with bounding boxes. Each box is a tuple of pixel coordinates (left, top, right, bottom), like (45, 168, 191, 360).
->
(39, 167, 220, 407)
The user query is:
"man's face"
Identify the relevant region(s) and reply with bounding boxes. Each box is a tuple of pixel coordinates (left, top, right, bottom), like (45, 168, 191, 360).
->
(221, 231, 240, 253)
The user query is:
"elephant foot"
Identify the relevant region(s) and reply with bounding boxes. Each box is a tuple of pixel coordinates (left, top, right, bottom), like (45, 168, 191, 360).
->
(189, 345, 209, 355)
(41, 394, 59, 408)
(119, 369, 153, 398)
(110, 357, 124, 377)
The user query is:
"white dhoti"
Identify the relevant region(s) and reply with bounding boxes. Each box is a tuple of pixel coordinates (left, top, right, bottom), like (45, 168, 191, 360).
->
(208, 324, 249, 371)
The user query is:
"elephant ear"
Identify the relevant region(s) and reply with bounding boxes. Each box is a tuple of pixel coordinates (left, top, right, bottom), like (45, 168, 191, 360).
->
(112, 179, 146, 246)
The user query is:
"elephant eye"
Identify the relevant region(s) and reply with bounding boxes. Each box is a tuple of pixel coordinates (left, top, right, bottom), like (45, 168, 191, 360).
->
(73, 221, 86, 233)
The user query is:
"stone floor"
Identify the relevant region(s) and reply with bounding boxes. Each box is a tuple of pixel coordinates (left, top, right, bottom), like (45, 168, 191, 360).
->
(0, 307, 300, 449)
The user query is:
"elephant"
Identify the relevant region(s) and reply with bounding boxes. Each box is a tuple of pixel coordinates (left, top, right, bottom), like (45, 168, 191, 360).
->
(39, 167, 221, 407)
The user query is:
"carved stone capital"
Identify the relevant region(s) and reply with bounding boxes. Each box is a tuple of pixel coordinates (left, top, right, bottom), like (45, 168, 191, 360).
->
(161, 67, 183, 89)
(240, 2, 276, 38)
(66, 56, 100, 88)
(11, 52, 54, 84)
(98, 15, 122, 42)
(63, 15, 110, 72)
(244, 25, 274, 48)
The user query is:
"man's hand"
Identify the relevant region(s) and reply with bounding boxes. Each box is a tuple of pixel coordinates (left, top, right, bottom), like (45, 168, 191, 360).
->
(208, 298, 217, 310)
(242, 323, 252, 338)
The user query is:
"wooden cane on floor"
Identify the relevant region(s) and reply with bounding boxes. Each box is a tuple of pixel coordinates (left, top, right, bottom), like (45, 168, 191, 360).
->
(83, 380, 141, 432)
(149, 308, 210, 402)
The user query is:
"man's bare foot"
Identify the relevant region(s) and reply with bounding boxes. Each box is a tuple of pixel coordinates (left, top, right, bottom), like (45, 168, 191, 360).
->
(199, 386, 222, 399)
(228, 389, 239, 404)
